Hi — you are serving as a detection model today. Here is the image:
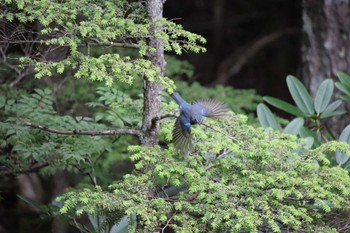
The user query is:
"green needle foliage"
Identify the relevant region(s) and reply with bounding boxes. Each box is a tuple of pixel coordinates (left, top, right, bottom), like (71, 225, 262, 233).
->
(0, 88, 114, 174)
(58, 113, 350, 232)
(1, 0, 206, 92)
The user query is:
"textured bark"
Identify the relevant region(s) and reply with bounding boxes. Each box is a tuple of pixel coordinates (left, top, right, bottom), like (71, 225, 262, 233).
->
(302, 0, 350, 133)
(141, 0, 166, 146)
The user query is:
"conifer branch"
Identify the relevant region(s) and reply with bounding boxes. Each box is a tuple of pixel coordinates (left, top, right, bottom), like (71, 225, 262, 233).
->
(22, 122, 143, 137)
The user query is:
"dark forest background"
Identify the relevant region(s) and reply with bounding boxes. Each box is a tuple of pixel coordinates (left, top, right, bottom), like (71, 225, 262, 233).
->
(164, 0, 301, 98)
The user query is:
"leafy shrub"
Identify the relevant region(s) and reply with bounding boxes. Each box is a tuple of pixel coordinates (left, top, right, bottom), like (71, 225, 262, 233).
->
(258, 74, 350, 169)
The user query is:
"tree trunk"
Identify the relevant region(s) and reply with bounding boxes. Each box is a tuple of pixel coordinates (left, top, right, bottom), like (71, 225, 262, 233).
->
(302, 0, 350, 133)
(141, 0, 166, 146)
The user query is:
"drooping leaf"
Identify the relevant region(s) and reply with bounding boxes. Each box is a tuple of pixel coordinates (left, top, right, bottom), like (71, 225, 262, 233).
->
(320, 110, 347, 119)
(88, 213, 106, 231)
(298, 126, 321, 148)
(340, 95, 350, 102)
(17, 195, 46, 212)
(304, 137, 314, 149)
(337, 71, 350, 86)
(0, 96, 5, 108)
(336, 125, 350, 165)
(320, 100, 343, 119)
(283, 118, 304, 135)
(286, 75, 314, 115)
(110, 214, 136, 233)
(257, 103, 279, 130)
(314, 79, 333, 114)
(263, 96, 304, 117)
(335, 82, 350, 96)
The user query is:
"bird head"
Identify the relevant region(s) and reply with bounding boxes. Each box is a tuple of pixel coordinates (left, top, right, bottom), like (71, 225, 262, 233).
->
(191, 114, 203, 124)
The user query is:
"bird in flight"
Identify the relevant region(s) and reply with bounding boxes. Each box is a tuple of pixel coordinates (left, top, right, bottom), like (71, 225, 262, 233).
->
(171, 92, 229, 153)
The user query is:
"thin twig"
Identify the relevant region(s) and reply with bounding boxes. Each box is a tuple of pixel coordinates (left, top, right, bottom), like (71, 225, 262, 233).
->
(87, 172, 98, 187)
(201, 122, 239, 142)
(204, 149, 232, 171)
(161, 211, 177, 233)
(9, 66, 34, 87)
(22, 122, 143, 137)
(93, 136, 120, 164)
(71, 217, 90, 233)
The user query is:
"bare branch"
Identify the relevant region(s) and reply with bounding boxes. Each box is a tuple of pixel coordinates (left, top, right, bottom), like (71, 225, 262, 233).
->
(0, 162, 50, 176)
(204, 149, 232, 171)
(0, 40, 140, 49)
(161, 211, 176, 233)
(159, 112, 177, 120)
(150, 112, 177, 133)
(22, 122, 143, 137)
(152, 112, 177, 123)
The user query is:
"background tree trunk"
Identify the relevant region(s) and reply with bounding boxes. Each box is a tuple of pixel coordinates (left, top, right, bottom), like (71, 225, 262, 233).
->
(302, 0, 350, 133)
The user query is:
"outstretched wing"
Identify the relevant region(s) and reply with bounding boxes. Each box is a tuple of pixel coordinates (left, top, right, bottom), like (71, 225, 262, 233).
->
(173, 115, 192, 153)
(193, 99, 229, 118)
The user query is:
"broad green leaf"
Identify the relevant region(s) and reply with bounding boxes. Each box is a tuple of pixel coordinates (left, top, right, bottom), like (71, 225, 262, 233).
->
(257, 103, 279, 130)
(44, 88, 52, 95)
(0, 96, 5, 108)
(304, 137, 314, 149)
(287, 75, 314, 115)
(344, 159, 350, 172)
(314, 79, 333, 114)
(88, 213, 106, 231)
(34, 88, 45, 96)
(110, 214, 136, 233)
(320, 100, 342, 119)
(335, 82, 350, 96)
(340, 95, 350, 102)
(95, 114, 104, 122)
(283, 118, 304, 135)
(336, 125, 350, 165)
(337, 71, 350, 86)
(291, 136, 314, 156)
(320, 110, 346, 119)
(263, 96, 304, 117)
(298, 126, 321, 147)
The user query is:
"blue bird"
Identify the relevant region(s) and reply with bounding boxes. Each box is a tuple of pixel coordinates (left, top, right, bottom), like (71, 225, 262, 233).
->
(171, 92, 229, 152)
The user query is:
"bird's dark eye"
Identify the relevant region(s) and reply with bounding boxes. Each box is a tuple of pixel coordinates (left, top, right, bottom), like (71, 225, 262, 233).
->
(191, 116, 201, 124)
(190, 117, 197, 124)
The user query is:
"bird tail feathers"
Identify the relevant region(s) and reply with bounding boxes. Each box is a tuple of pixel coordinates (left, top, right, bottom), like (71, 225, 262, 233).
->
(171, 92, 187, 105)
